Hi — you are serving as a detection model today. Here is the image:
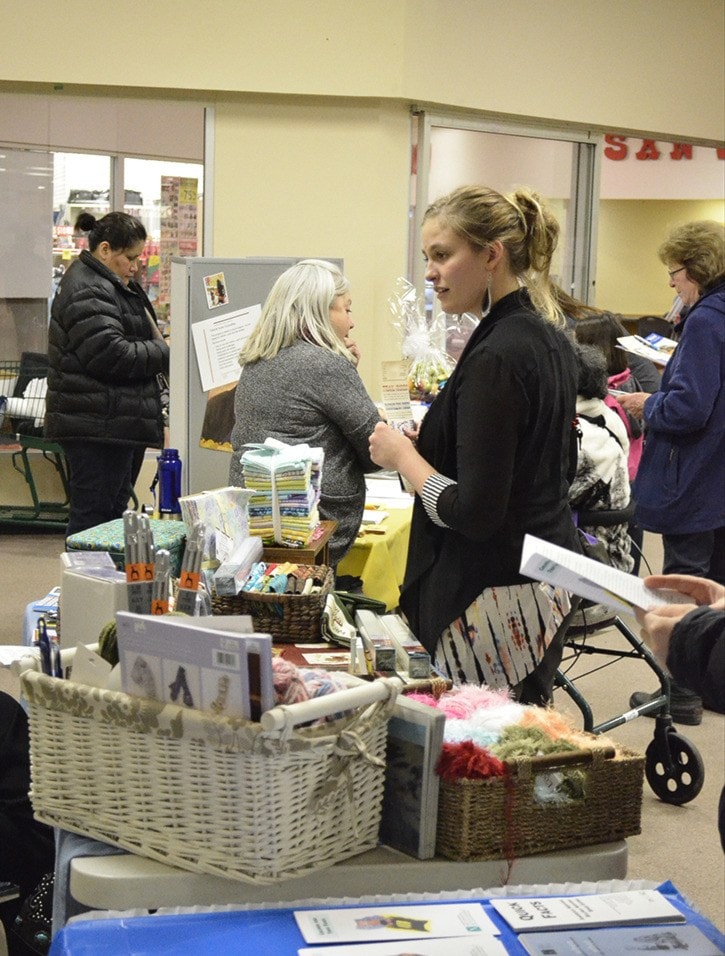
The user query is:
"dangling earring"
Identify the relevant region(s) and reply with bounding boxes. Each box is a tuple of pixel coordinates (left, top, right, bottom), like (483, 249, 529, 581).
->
(481, 274, 493, 318)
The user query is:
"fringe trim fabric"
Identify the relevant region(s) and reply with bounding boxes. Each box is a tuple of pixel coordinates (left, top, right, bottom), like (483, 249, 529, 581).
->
(434, 582, 570, 688)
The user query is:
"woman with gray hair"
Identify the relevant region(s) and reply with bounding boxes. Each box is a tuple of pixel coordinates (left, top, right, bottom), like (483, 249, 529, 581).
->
(619, 220, 725, 725)
(229, 259, 382, 567)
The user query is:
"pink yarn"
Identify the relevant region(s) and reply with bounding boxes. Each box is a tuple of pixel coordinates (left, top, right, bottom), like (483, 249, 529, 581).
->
(434, 685, 513, 719)
(405, 692, 439, 708)
(271, 657, 309, 705)
(405, 686, 513, 718)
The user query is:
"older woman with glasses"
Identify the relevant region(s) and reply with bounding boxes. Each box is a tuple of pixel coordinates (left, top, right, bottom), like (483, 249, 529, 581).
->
(618, 220, 725, 725)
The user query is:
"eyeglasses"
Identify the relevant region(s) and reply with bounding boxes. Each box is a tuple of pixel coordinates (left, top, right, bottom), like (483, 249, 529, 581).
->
(668, 266, 686, 278)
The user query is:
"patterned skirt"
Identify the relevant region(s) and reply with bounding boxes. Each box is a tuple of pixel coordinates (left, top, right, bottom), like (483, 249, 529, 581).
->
(434, 582, 571, 689)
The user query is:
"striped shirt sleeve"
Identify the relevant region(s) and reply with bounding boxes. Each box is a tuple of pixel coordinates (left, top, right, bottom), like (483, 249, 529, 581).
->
(421, 473, 456, 527)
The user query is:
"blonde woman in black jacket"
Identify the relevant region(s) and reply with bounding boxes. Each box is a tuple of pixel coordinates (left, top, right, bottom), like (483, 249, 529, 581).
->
(46, 212, 169, 536)
(369, 186, 580, 705)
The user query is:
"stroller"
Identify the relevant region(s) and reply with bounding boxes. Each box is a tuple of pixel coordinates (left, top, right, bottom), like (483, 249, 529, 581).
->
(553, 505, 705, 806)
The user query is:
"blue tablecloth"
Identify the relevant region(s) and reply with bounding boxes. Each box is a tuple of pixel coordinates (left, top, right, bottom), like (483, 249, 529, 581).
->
(48, 882, 725, 956)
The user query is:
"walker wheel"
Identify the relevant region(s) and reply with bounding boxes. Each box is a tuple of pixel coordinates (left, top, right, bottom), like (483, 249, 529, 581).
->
(645, 731, 705, 805)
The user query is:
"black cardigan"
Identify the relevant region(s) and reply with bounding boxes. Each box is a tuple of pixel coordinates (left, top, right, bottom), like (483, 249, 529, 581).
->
(400, 289, 581, 655)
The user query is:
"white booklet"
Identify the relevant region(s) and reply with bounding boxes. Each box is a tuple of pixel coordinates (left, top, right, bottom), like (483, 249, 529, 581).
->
(520, 535, 692, 617)
(300, 937, 508, 955)
(490, 889, 686, 933)
(294, 902, 499, 945)
(519, 922, 719, 956)
(616, 333, 677, 366)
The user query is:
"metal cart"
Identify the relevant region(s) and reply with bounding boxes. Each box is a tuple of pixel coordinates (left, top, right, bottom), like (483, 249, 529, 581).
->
(0, 353, 70, 530)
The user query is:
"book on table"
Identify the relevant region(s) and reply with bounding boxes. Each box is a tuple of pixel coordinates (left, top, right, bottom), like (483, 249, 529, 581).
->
(115, 611, 274, 721)
(378, 693, 445, 860)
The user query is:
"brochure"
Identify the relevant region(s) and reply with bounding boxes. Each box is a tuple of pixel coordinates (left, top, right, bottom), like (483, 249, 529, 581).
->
(616, 333, 677, 366)
(518, 922, 720, 955)
(294, 902, 499, 945)
(519, 534, 692, 617)
(490, 889, 686, 933)
(299, 936, 508, 955)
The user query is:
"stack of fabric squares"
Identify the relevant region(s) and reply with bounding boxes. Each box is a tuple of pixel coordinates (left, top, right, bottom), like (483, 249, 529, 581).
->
(239, 439, 324, 547)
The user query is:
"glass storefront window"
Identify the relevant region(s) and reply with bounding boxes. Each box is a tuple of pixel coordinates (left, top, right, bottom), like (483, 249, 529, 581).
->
(124, 158, 203, 325)
(52, 153, 111, 296)
(49, 154, 203, 330)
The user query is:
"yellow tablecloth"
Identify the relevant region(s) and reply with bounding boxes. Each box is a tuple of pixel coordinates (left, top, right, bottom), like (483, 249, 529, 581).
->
(337, 505, 413, 611)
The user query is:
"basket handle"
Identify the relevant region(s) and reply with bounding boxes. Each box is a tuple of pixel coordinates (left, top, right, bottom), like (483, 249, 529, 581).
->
(509, 745, 616, 776)
(260, 675, 402, 731)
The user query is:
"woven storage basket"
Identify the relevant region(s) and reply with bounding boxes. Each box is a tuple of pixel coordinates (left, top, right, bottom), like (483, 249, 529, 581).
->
(211, 564, 334, 642)
(21, 667, 400, 884)
(436, 745, 644, 861)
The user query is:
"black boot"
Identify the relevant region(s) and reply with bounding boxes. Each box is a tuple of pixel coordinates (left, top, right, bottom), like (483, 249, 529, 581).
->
(630, 682, 703, 726)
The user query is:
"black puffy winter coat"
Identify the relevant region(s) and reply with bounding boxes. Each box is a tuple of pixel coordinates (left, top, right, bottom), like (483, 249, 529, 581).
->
(45, 250, 169, 447)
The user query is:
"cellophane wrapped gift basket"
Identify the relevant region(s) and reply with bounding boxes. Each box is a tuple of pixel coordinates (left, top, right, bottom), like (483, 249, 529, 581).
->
(22, 660, 401, 884)
(388, 278, 454, 404)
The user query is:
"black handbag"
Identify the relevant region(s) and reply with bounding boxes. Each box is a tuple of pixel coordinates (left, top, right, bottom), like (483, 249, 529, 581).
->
(12, 872, 53, 955)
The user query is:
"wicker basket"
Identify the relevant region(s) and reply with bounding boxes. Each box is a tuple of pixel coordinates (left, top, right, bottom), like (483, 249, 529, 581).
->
(211, 564, 334, 642)
(436, 745, 644, 861)
(21, 667, 400, 884)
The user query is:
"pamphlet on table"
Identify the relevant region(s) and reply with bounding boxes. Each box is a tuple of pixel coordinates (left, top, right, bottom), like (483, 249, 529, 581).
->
(294, 902, 499, 945)
(490, 888, 686, 932)
(518, 922, 719, 956)
(299, 936, 507, 955)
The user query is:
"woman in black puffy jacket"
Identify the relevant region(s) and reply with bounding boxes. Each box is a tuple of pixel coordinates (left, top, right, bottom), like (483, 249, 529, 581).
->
(46, 212, 169, 536)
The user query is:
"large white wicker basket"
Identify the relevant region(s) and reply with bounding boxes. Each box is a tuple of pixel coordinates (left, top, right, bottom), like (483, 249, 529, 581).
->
(21, 667, 400, 884)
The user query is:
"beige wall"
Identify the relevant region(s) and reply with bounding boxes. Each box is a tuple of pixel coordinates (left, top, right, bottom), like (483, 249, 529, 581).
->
(3, 1, 723, 142)
(596, 199, 725, 315)
(212, 97, 411, 398)
(2, 0, 723, 397)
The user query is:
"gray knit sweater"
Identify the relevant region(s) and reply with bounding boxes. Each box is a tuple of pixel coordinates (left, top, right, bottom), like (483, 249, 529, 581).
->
(228, 342, 382, 566)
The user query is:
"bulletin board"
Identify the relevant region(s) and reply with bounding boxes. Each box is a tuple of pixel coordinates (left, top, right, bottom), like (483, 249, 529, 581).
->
(168, 256, 342, 496)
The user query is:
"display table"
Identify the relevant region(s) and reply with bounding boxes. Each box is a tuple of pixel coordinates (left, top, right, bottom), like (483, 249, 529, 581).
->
(337, 505, 412, 610)
(65, 838, 627, 914)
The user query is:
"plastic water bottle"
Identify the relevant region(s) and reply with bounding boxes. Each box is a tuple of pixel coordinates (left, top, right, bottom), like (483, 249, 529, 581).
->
(156, 448, 182, 518)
